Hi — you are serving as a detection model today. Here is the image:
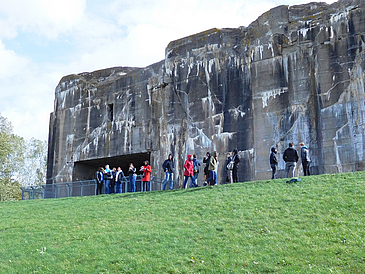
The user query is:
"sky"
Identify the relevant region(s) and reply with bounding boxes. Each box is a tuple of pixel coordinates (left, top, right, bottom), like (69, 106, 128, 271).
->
(0, 0, 337, 141)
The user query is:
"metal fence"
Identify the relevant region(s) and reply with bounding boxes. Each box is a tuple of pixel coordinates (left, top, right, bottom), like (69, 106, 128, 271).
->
(21, 175, 178, 200)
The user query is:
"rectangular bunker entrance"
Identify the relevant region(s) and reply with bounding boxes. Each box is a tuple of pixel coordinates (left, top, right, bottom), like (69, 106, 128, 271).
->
(73, 152, 151, 183)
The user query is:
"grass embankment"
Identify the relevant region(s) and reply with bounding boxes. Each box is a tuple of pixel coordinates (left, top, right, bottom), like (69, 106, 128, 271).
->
(0, 172, 364, 273)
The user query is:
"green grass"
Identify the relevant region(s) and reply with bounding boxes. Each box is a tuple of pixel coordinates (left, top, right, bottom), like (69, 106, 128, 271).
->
(1, 172, 365, 273)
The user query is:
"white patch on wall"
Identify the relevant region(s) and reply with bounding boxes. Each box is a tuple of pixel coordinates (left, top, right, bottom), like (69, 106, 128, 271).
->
(259, 87, 288, 108)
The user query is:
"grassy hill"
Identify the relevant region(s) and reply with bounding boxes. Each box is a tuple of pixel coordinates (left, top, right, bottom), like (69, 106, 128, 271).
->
(1, 172, 365, 273)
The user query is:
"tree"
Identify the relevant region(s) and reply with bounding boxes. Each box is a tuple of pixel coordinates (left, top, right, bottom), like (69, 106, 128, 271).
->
(0, 113, 47, 201)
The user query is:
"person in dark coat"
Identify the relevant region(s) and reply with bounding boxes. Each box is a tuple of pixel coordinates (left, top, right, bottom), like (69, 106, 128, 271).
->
(299, 142, 311, 176)
(95, 167, 104, 195)
(231, 149, 240, 183)
(270, 147, 278, 179)
(162, 154, 175, 190)
(283, 142, 299, 178)
(115, 167, 125, 193)
(202, 152, 210, 186)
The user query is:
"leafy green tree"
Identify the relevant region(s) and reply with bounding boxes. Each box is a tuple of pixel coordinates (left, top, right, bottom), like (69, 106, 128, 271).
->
(0, 113, 47, 201)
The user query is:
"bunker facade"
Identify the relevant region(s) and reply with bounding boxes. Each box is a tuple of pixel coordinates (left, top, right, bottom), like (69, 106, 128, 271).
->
(47, 0, 365, 185)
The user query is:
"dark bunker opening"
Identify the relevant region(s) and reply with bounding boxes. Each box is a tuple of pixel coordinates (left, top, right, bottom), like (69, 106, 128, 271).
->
(73, 152, 151, 181)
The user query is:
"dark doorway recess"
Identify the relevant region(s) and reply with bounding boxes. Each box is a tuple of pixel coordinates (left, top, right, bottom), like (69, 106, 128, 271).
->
(73, 152, 151, 181)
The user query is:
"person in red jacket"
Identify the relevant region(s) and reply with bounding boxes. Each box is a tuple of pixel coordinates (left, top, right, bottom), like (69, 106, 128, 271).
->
(140, 160, 152, 191)
(183, 154, 196, 188)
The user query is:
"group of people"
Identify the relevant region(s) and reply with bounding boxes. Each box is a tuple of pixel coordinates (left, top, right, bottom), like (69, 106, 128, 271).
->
(270, 142, 311, 179)
(95, 142, 309, 194)
(95, 161, 152, 195)
(161, 149, 240, 190)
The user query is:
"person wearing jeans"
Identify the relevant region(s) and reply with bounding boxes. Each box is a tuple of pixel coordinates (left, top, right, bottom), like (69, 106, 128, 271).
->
(141, 160, 152, 191)
(162, 154, 175, 190)
(283, 142, 299, 178)
(128, 163, 136, 192)
(104, 164, 113, 194)
(206, 151, 218, 185)
(183, 154, 196, 188)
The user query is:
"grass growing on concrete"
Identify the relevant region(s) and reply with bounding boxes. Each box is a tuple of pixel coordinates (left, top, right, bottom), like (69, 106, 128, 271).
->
(1, 172, 365, 273)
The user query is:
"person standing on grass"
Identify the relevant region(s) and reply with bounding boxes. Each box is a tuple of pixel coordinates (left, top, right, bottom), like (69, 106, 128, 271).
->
(183, 154, 196, 188)
(110, 167, 117, 194)
(95, 167, 104, 195)
(128, 163, 137, 192)
(141, 160, 152, 191)
(115, 167, 125, 193)
(206, 151, 218, 186)
(283, 142, 299, 178)
(162, 154, 175, 190)
(270, 147, 278, 179)
(203, 152, 211, 185)
(226, 152, 233, 184)
(193, 154, 201, 186)
(299, 142, 311, 176)
(231, 149, 240, 183)
(104, 164, 113, 194)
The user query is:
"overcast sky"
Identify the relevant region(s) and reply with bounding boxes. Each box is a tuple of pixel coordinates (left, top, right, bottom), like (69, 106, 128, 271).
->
(0, 0, 336, 141)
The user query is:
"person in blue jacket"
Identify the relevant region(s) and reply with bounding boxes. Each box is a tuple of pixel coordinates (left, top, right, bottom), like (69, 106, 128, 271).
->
(193, 154, 201, 186)
(104, 164, 113, 194)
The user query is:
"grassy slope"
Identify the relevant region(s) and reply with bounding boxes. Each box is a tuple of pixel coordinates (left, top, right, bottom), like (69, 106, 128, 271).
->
(0, 172, 364, 273)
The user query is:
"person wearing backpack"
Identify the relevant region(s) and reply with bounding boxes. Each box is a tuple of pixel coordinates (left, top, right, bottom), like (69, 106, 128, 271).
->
(193, 154, 201, 186)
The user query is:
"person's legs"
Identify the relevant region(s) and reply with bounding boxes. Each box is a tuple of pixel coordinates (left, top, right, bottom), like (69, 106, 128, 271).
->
(213, 171, 217, 185)
(169, 172, 174, 190)
(290, 163, 296, 178)
(162, 172, 169, 190)
(183, 176, 189, 188)
(194, 172, 199, 186)
(285, 163, 290, 178)
(307, 161, 311, 176)
(229, 170, 233, 183)
(105, 180, 110, 194)
(206, 171, 213, 185)
(190, 176, 196, 188)
(271, 164, 276, 179)
(232, 167, 238, 183)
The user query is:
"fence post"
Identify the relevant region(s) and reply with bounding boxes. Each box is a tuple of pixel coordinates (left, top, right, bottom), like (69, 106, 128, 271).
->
(41, 185, 46, 199)
(80, 181, 84, 196)
(54, 184, 58, 198)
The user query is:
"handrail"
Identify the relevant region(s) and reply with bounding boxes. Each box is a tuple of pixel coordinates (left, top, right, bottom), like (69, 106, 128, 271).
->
(20, 176, 176, 200)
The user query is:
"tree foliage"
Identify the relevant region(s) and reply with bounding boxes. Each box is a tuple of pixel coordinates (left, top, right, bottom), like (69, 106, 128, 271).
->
(0, 113, 47, 201)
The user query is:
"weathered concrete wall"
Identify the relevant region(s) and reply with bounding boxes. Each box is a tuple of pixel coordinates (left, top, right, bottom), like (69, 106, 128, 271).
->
(47, 0, 365, 185)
